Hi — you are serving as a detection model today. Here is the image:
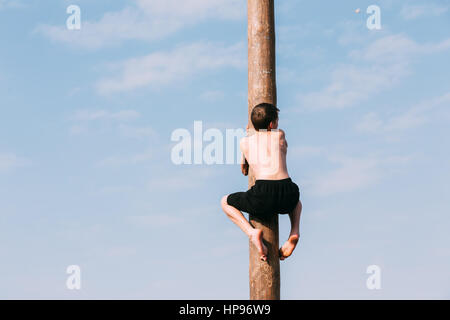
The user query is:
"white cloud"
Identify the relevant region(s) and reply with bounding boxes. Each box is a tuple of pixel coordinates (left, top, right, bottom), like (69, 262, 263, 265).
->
(72, 109, 140, 121)
(67, 87, 81, 97)
(310, 156, 380, 196)
(350, 34, 450, 62)
(289, 144, 412, 196)
(118, 124, 157, 140)
(98, 185, 136, 195)
(96, 150, 153, 167)
(297, 34, 450, 111)
(334, 20, 387, 46)
(147, 167, 219, 191)
(355, 113, 385, 133)
(69, 110, 157, 140)
(307, 154, 411, 196)
(356, 92, 450, 134)
(0, 153, 30, 172)
(68, 125, 89, 136)
(298, 62, 409, 111)
(199, 90, 225, 102)
(401, 4, 449, 20)
(36, 8, 157, 50)
(127, 205, 216, 231)
(0, 0, 24, 10)
(136, 0, 244, 20)
(106, 246, 138, 258)
(290, 145, 325, 159)
(127, 214, 184, 228)
(95, 41, 245, 94)
(36, 0, 245, 49)
(69, 110, 144, 138)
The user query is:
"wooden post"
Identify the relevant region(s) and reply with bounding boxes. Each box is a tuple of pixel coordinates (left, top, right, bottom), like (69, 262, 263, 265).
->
(247, 0, 280, 300)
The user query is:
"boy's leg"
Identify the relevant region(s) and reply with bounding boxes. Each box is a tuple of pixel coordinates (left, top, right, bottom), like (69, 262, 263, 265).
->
(221, 195, 268, 261)
(280, 200, 302, 260)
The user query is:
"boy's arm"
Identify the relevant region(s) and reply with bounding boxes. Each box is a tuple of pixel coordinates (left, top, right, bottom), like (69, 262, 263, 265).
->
(241, 155, 249, 176)
(279, 129, 288, 150)
(240, 137, 249, 176)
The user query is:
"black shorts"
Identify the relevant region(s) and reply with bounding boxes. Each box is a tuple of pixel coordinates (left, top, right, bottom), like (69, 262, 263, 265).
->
(227, 178, 300, 219)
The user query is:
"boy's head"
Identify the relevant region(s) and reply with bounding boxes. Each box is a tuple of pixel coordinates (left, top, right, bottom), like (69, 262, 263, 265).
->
(250, 103, 280, 131)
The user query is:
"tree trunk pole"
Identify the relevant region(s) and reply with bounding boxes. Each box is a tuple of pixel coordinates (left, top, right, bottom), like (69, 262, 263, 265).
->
(247, 0, 280, 300)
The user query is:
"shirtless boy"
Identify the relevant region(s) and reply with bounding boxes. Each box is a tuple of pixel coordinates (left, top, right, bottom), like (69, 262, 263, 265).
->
(221, 103, 303, 262)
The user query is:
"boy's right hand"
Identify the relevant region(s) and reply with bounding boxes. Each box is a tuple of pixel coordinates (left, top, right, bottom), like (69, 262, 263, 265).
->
(241, 159, 249, 176)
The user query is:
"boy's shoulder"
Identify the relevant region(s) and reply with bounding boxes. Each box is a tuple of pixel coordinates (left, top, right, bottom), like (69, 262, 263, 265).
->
(239, 137, 251, 155)
(240, 135, 249, 148)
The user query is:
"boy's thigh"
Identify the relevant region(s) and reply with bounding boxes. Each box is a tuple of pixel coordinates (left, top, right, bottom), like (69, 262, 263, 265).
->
(227, 192, 253, 213)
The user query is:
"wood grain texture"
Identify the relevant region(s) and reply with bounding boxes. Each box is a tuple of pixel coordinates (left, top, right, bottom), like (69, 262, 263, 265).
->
(247, 0, 280, 300)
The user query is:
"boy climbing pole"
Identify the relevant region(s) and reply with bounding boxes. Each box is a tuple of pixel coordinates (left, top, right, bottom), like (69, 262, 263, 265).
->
(221, 103, 303, 262)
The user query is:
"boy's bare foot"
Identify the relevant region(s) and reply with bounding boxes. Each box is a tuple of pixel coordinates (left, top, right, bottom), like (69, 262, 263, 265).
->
(279, 234, 299, 260)
(250, 229, 268, 261)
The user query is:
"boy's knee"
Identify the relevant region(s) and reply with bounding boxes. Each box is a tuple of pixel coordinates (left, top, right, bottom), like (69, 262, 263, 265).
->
(221, 195, 229, 208)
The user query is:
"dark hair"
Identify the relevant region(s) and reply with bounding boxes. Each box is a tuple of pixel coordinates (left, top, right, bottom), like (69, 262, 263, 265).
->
(250, 103, 280, 131)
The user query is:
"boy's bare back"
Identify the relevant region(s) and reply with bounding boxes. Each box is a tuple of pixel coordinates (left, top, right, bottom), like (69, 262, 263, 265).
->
(240, 129, 290, 180)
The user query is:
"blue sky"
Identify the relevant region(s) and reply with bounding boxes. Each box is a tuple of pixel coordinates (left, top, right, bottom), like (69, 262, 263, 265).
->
(0, 0, 449, 299)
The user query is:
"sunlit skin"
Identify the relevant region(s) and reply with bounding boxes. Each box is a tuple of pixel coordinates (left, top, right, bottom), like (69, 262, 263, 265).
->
(221, 119, 303, 261)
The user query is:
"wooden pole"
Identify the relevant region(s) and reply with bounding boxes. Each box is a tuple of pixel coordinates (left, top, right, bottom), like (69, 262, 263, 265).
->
(247, 0, 280, 300)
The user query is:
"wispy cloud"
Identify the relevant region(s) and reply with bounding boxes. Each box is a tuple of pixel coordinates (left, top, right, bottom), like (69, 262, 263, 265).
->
(118, 124, 157, 140)
(306, 154, 411, 196)
(95, 41, 245, 94)
(290, 146, 325, 159)
(0, 153, 30, 172)
(126, 204, 217, 229)
(0, 0, 25, 10)
(290, 145, 412, 196)
(147, 167, 219, 192)
(136, 0, 244, 20)
(298, 62, 408, 111)
(69, 109, 159, 142)
(35, 0, 245, 50)
(72, 109, 140, 121)
(127, 214, 184, 228)
(297, 34, 450, 111)
(69, 109, 143, 136)
(356, 92, 450, 134)
(400, 3, 449, 20)
(96, 150, 153, 167)
(199, 90, 225, 102)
